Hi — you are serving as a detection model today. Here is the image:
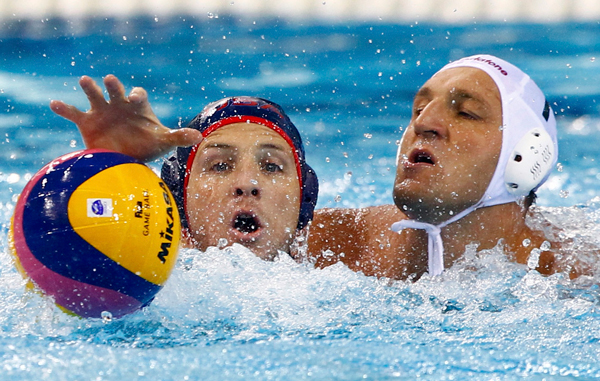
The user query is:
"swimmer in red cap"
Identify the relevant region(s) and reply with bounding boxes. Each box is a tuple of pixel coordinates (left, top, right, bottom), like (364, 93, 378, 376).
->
(51, 76, 318, 260)
(308, 54, 589, 280)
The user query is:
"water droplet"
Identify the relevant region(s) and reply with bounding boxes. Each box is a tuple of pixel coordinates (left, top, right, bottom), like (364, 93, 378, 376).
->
(218, 238, 228, 248)
(540, 241, 551, 251)
(556, 163, 563, 172)
(522, 238, 531, 247)
(7, 173, 20, 183)
(334, 195, 341, 202)
(559, 190, 569, 198)
(364, 133, 372, 139)
(325, 157, 330, 163)
(527, 248, 541, 269)
(207, 12, 214, 18)
(101, 311, 113, 323)
(250, 179, 258, 185)
(591, 57, 596, 62)
(69, 140, 77, 148)
(322, 250, 334, 258)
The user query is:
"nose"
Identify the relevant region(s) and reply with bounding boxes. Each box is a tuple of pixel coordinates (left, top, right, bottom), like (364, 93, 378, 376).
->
(411, 100, 449, 139)
(233, 160, 261, 198)
(235, 187, 260, 197)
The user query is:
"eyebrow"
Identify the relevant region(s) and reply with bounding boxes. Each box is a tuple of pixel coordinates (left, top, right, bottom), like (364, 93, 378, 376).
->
(415, 86, 490, 106)
(258, 143, 288, 152)
(414, 86, 431, 99)
(203, 143, 233, 150)
(450, 89, 487, 105)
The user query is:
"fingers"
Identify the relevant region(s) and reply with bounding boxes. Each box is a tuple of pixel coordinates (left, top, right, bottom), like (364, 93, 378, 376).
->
(50, 100, 84, 124)
(104, 74, 127, 103)
(165, 128, 203, 148)
(128, 87, 148, 104)
(79, 76, 108, 107)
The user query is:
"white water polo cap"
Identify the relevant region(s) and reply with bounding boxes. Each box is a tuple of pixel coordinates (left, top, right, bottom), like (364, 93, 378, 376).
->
(443, 54, 558, 203)
(391, 54, 558, 276)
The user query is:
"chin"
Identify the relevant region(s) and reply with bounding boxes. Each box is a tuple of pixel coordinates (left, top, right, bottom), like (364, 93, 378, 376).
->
(393, 189, 440, 223)
(256, 237, 295, 261)
(393, 184, 418, 211)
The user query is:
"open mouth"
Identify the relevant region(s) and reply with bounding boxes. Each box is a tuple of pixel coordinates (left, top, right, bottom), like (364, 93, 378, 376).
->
(233, 212, 261, 234)
(409, 149, 435, 165)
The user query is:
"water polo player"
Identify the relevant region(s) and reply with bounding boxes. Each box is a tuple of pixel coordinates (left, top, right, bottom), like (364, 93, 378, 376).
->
(308, 54, 579, 279)
(50, 76, 318, 259)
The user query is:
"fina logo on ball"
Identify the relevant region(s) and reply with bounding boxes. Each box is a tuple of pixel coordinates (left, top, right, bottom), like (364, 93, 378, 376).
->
(87, 198, 114, 218)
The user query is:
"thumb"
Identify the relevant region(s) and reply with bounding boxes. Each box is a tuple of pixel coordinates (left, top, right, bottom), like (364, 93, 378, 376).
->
(165, 128, 203, 148)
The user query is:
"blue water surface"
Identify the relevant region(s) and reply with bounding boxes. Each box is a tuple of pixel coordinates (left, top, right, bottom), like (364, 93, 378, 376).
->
(2, 16, 600, 380)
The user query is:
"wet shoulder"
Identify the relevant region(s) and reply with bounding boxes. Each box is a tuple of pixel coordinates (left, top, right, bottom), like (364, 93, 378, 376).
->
(307, 205, 410, 277)
(310, 205, 405, 239)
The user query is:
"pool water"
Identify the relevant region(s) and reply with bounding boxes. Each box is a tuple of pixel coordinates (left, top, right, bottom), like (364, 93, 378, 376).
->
(2, 17, 600, 380)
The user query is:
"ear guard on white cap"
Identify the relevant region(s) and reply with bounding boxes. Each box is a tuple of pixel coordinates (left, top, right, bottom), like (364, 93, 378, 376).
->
(504, 127, 555, 196)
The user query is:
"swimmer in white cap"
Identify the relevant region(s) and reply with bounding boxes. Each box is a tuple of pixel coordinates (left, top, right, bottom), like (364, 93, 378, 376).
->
(307, 54, 579, 280)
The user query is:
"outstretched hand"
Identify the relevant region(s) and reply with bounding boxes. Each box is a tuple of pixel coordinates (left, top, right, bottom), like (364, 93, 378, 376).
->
(50, 75, 203, 162)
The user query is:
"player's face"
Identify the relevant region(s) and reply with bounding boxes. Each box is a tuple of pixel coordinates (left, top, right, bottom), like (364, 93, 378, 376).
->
(186, 123, 301, 259)
(394, 67, 503, 224)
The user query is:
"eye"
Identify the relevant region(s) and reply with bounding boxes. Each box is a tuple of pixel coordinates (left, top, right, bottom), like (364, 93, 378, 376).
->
(458, 110, 480, 120)
(263, 162, 283, 173)
(211, 162, 230, 172)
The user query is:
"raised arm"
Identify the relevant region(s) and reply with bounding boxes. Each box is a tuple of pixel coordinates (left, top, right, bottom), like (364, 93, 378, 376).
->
(50, 75, 202, 162)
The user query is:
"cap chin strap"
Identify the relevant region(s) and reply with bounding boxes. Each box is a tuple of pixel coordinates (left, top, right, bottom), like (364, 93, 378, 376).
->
(390, 202, 481, 276)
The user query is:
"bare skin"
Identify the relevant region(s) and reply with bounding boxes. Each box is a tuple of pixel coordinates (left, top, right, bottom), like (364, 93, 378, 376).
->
(185, 123, 301, 260)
